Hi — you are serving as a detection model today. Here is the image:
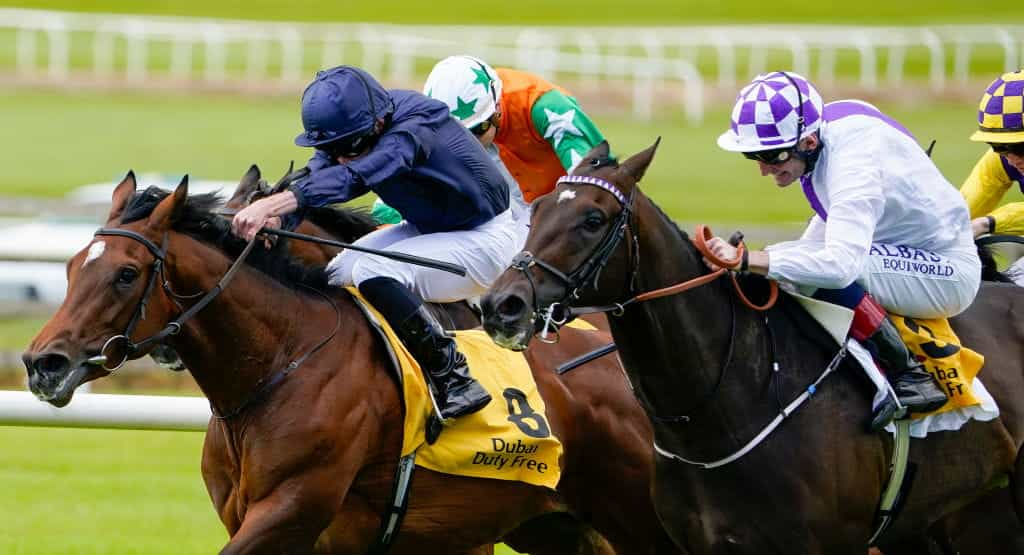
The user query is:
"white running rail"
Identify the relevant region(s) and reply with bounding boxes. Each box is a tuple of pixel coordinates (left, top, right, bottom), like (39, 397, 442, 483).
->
(1, 9, 1023, 122)
(0, 390, 210, 431)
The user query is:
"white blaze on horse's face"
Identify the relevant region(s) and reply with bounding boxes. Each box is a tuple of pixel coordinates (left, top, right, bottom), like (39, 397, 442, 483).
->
(83, 241, 106, 267)
(557, 189, 577, 204)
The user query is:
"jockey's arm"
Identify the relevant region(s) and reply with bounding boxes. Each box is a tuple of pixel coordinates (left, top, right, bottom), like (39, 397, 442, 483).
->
(960, 150, 1015, 218)
(960, 149, 1024, 235)
(766, 128, 883, 289)
(531, 89, 606, 172)
(986, 202, 1024, 235)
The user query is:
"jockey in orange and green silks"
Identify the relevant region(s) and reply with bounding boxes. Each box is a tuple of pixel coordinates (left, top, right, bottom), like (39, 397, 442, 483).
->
(961, 70, 1024, 239)
(373, 56, 606, 228)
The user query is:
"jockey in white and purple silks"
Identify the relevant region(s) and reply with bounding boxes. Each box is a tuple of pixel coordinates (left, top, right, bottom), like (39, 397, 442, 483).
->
(704, 71, 982, 431)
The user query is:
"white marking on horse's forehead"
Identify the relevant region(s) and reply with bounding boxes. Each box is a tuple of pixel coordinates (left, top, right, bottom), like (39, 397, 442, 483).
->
(83, 241, 106, 267)
(557, 189, 577, 204)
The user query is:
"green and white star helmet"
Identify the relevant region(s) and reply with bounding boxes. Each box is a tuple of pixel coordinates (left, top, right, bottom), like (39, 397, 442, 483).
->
(423, 55, 502, 129)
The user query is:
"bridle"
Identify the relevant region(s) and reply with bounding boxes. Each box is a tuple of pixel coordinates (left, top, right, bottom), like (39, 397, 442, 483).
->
(88, 227, 258, 372)
(509, 175, 639, 340)
(507, 174, 778, 342)
(89, 225, 341, 420)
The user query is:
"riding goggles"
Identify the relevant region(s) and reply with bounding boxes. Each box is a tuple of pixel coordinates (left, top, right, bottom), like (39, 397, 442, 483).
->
(471, 118, 494, 137)
(319, 130, 378, 159)
(742, 147, 793, 165)
(989, 142, 1024, 157)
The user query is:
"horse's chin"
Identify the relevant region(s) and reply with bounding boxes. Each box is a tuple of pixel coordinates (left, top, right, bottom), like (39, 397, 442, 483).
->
(484, 323, 532, 352)
(29, 364, 104, 407)
(150, 345, 186, 372)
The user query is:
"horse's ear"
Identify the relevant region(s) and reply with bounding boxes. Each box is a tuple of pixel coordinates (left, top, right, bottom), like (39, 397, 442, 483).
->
(272, 160, 301, 193)
(148, 175, 189, 230)
(574, 141, 611, 174)
(106, 170, 137, 224)
(241, 164, 261, 188)
(619, 137, 661, 183)
(227, 165, 260, 205)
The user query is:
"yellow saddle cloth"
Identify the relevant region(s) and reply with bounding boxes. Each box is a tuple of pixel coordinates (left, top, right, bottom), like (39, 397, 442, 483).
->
(892, 315, 985, 417)
(347, 288, 564, 490)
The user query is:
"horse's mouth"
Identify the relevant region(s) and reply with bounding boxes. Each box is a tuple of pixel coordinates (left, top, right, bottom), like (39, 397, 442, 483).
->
(483, 321, 532, 352)
(150, 345, 186, 372)
(29, 362, 105, 408)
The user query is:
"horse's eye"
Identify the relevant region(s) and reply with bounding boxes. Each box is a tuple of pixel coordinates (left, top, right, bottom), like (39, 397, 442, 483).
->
(116, 267, 139, 286)
(582, 215, 605, 233)
(589, 157, 603, 167)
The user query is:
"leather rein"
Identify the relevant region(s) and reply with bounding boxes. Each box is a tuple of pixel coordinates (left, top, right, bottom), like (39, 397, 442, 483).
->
(510, 174, 778, 340)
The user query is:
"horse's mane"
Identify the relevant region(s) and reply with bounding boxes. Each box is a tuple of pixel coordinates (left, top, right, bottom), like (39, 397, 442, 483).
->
(305, 205, 378, 243)
(120, 186, 332, 292)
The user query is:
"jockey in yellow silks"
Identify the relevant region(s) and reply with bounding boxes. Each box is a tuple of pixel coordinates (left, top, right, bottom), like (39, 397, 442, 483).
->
(961, 70, 1024, 283)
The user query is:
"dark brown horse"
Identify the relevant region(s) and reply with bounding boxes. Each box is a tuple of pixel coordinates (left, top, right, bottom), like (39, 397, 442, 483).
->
(480, 140, 1024, 554)
(22, 175, 680, 554)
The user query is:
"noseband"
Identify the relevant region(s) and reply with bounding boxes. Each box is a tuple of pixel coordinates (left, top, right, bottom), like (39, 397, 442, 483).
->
(89, 227, 257, 371)
(509, 175, 639, 340)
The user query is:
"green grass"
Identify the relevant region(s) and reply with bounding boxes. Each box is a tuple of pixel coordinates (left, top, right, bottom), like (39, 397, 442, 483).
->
(0, 316, 49, 351)
(5, 0, 1019, 25)
(0, 425, 525, 553)
(0, 87, 1015, 224)
(0, 426, 225, 553)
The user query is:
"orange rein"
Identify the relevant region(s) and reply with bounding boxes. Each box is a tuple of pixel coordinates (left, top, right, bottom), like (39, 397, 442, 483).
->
(629, 225, 777, 311)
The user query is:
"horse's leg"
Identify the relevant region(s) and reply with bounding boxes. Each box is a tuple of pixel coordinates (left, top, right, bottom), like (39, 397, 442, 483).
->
(934, 487, 1024, 555)
(219, 479, 339, 555)
(201, 421, 241, 534)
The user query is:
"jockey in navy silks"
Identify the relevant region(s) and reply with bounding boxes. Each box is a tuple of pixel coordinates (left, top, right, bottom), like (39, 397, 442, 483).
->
(232, 66, 519, 422)
(705, 71, 982, 430)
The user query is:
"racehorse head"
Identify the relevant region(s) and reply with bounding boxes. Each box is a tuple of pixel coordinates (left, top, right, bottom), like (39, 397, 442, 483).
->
(23, 172, 195, 406)
(482, 139, 660, 350)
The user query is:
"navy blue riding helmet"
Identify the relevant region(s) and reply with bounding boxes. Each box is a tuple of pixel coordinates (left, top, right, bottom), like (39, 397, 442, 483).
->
(295, 66, 395, 149)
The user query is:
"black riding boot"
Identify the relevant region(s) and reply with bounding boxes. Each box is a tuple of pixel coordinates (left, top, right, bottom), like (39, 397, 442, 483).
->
(359, 277, 492, 423)
(853, 297, 947, 431)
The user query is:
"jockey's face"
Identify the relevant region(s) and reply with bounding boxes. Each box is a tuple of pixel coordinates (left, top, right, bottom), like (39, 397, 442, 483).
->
(754, 135, 818, 188)
(991, 142, 1024, 174)
(326, 120, 385, 164)
(477, 123, 498, 148)
(471, 108, 501, 148)
(1006, 153, 1024, 174)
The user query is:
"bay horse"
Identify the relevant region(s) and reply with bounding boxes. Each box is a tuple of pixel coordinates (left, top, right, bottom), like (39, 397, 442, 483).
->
(151, 165, 476, 370)
(22, 175, 681, 554)
(480, 140, 1024, 554)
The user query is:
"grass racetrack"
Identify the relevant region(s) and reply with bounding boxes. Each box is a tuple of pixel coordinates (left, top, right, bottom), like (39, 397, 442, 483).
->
(0, 426, 226, 553)
(0, 425, 525, 553)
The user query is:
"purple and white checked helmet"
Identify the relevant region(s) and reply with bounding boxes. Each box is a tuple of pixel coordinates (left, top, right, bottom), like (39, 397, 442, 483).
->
(717, 71, 824, 153)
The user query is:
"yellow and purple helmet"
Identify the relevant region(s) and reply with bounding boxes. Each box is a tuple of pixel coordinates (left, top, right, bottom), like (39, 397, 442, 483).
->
(971, 70, 1024, 144)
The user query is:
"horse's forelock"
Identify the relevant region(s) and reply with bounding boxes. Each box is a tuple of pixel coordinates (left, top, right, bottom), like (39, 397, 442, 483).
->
(120, 186, 222, 225)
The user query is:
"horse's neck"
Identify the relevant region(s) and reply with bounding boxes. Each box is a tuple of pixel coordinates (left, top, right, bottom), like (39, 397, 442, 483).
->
(611, 197, 767, 439)
(165, 240, 355, 417)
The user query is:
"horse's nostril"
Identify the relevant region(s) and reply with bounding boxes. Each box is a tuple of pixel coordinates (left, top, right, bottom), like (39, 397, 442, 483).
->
(31, 353, 71, 375)
(497, 295, 528, 322)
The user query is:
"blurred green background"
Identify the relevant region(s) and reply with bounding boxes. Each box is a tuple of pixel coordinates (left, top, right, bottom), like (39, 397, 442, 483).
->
(0, 1, 1018, 553)
(10, 0, 1023, 25)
